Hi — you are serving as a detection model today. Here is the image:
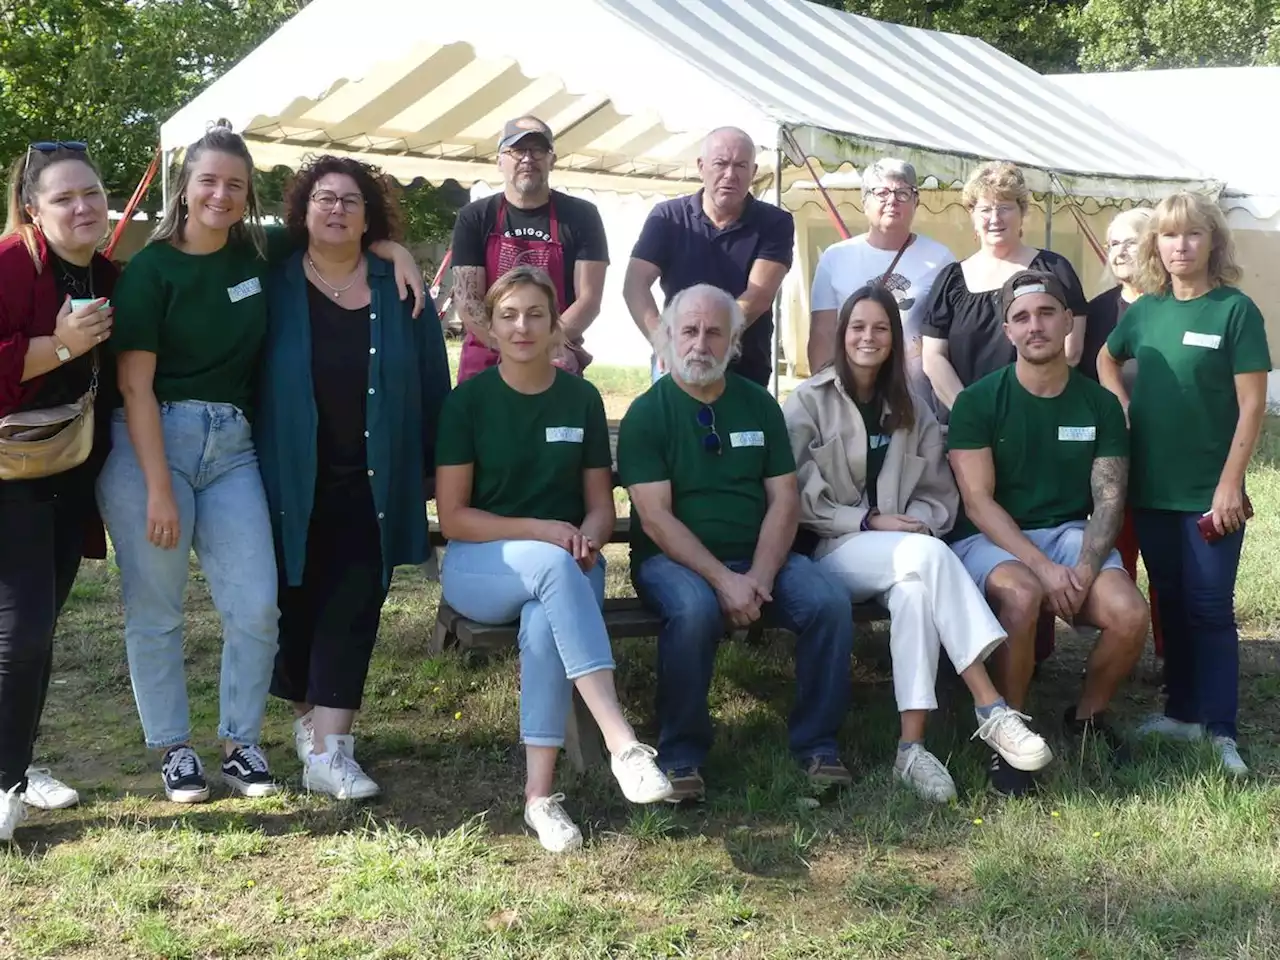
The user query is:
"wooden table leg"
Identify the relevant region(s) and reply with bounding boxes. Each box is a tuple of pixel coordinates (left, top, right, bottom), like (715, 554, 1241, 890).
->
(563, 688, 606, 773)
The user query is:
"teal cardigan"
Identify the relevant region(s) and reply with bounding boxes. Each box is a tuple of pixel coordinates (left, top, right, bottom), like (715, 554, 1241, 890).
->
(255, 251, 451, 587)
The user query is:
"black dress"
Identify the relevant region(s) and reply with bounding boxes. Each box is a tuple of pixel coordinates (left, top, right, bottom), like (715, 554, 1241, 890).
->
(270, 285, 389, 710)
(920, 248, 1089, 393)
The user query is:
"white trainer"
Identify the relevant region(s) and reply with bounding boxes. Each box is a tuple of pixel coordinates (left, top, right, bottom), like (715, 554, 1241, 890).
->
(293, 712, 315, 764)
(1212, 736, 1249, 776)
(893, 744, 957, 803)
(1, 784, 27, 841)
(1136, 714, 1205, 741)
(303, 734, 381, 800)
(524, 793, 582, 853)
(973, 705, 1053, 772)
(23, 768, 80, 810)
(610, 741, 673, 804)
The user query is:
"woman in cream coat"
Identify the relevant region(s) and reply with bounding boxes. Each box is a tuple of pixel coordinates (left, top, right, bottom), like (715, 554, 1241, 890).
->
(784, 284, 1051, 802)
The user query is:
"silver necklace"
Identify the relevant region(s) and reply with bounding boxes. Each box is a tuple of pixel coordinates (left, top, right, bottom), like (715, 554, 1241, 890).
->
(307, 255, 361, 299)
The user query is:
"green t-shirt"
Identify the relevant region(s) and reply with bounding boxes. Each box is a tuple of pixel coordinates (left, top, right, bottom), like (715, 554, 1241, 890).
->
(1106, 286, 1271, 512)
(947, 366, 1128, 539)
(435, 367, 611, 525)
(856, 397, 889, 509)
(110, 239, 269, 418)
(618, 373, 796, 564)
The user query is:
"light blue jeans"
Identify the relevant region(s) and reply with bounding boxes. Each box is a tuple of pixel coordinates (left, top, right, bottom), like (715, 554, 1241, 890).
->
(441, 540, 612, 747)
(97, 401, 279, 749)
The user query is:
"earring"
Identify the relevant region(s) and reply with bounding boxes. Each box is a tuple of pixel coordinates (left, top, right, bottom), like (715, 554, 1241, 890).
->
(180, 196, 187, 207)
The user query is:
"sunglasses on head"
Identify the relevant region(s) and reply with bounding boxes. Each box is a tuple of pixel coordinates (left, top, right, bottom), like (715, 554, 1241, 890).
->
(696, 404, 722, 455)
(24, 141, 88, 177)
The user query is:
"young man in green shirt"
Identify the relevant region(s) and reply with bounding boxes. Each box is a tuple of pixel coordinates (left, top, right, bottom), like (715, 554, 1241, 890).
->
(948, 270, 1150, 795)
(619, 284, 854, 804)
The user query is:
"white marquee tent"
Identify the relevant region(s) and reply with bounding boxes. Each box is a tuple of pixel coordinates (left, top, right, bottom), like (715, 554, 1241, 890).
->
(162, 0, 1215, 368)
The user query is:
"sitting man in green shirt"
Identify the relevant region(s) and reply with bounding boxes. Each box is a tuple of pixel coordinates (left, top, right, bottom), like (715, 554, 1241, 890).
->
(619, 284, 855, 805)
(948, 270, 1150, 796)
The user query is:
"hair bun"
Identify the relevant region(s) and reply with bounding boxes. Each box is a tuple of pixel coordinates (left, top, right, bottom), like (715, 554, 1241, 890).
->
(210, 118, 235, 132)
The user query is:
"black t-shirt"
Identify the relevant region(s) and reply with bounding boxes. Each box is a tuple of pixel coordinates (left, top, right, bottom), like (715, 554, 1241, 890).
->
(1079, 285, 1129, 382)
(24, 253, 98, 410)
(449, 190, 609, 310)
(308, 284, 370, 490)
(920, 248, 1088, 391)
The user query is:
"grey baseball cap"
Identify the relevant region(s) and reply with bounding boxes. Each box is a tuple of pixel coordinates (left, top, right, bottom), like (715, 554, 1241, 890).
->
(497, 116, 554, 152)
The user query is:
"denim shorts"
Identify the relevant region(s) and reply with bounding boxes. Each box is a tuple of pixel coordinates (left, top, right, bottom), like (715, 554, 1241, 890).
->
(951, 520, 1124, 593)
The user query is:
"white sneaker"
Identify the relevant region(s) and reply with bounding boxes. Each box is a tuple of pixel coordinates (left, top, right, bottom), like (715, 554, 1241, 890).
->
(1212, 736, 1249, 776)
(1136, 714, 1205, 741)
(0, 784, 26, 841)
(23, 768, 79, 810)
(893, 744, 957, 803)
(524, 793, 582, 853)
(293, 712, 315, 764)
(303, 734, 381, 800)
(973, 705, 1053, 772)
(610, 741, 673, 804)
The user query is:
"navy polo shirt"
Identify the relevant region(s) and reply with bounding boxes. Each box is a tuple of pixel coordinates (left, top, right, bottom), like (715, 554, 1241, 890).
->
(631, 190, 794, 386)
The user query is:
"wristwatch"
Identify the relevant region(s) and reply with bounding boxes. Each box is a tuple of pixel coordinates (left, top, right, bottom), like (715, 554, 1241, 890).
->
(52, 337, 72, 363)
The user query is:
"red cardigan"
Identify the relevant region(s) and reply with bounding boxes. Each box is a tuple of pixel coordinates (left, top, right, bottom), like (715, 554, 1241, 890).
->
(0, 229, 119, 558)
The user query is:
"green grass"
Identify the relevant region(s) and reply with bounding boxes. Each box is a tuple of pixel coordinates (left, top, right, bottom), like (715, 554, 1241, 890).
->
(5, 416, 1280, 958)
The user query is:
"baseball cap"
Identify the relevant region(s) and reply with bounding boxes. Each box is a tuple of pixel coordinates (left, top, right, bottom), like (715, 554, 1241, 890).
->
(498, 116, 554, 152)
(1000, 269, 1070, 319)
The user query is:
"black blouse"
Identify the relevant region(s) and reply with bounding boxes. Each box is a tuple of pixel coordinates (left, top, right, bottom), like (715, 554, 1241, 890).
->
(308, 283, 371, 490)
(22, 253, 98, 410)
(919, 248, 1088, 390)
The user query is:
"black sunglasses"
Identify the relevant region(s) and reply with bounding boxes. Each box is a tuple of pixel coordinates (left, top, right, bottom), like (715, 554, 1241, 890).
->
(696, 404, 722, 455)
(24, 141, 88, 177)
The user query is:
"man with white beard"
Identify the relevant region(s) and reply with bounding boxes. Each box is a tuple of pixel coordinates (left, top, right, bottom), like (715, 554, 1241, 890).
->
(618, 284, 855, 804)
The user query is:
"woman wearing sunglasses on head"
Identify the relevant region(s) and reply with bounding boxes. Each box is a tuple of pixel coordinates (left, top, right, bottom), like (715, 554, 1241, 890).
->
(435, 265, 671, 854)
(0, 140, 117, 839)
(97, 126, 426, 806)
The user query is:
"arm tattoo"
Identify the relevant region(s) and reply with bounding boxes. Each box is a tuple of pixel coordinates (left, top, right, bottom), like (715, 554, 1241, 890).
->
(1079, 455, 1128, 574)
(451, 266, 487, 325)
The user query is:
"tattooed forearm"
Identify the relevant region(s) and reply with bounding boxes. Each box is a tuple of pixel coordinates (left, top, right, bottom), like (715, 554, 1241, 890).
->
(451, 266, 489, 341)
(1079, 455, 1128, 574)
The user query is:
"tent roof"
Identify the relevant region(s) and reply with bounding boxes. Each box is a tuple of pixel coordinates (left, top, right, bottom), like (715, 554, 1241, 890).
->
(1051, 68, 1280, 217)
(162, 0, 1212, 200)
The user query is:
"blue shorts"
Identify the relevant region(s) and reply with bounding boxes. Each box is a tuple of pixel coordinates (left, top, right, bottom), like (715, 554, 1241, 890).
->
(951, 520, 1124, 594)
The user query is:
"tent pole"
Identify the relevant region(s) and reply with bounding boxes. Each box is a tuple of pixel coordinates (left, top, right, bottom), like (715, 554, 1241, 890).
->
(770, 134, 784, 398)
(1044, 187, 1053, 250)
(161, 149, 172, 210)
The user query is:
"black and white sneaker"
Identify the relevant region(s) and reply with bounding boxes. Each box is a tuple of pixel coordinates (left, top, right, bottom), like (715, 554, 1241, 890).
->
(221, 745, 280, 798)
(161, 745, 210, 804)
(986, 752, 1037, 798)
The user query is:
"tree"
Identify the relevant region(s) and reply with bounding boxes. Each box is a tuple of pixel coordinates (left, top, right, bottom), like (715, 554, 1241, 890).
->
(0, 0, 454, 242)
(1070, 0, 1280, 71)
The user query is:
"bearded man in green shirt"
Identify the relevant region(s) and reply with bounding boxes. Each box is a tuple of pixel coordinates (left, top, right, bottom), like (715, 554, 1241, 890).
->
(948, 270, 1150, 796)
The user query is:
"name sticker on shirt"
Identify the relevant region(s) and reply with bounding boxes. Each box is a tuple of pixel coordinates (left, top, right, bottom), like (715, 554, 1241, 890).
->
(227, 277, 262, 303)
(1058, 426, 1097, 442)
(1183, 331, 1222, 349)
(545, 426, 584, 443)
(869, 434, 890, 450)
(729, 431, 765, 448)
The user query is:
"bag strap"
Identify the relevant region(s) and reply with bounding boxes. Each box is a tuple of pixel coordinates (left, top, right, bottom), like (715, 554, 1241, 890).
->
(881, 233, 916, 283)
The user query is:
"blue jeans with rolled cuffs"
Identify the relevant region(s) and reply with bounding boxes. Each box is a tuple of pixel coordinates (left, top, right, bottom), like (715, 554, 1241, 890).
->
(96, 401, 279, 750)
(441, 540, 611, 747)
(633, 552, 854, 772)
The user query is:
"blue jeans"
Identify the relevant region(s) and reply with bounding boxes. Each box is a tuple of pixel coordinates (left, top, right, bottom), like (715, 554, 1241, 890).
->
(633, 552, 853, 771)
(1134, 509, 1244, 739)
(97, 402, 279, 749)
(441, 540, 612, 747)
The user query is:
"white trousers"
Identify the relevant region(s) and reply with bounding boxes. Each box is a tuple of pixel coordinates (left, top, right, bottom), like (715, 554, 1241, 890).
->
(817, 531, 1006, 711)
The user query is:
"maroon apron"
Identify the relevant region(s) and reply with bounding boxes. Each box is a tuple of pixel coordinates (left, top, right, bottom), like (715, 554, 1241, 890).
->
(457, 197, 588, 382)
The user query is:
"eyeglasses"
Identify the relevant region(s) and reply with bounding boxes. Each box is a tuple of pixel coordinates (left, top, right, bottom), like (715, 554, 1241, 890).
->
(1107, 238, 1139, 251)
(696, 404, 722, 455)
(311, 191, 364, 213)
(503, 146, 549, 161)
(974, 204, 1019, 219)
(868, 186, 917, 204)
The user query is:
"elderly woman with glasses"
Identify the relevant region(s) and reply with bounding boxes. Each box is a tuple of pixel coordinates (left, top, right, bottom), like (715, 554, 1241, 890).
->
(255, 155, 452, 801)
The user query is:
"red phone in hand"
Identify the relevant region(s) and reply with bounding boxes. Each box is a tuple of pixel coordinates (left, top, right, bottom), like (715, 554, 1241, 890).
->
(1198, 496, 1254, 544)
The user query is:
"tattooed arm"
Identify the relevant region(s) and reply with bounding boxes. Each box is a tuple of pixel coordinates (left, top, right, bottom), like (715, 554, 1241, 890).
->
(451, 265, 490, 345)
(1074, 455, 1128, 603)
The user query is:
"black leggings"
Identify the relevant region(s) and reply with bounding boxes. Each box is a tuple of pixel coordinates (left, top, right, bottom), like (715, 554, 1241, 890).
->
(0, 486, 87, 792)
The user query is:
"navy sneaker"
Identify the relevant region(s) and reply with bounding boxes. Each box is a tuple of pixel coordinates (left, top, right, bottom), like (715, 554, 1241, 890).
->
(161, 745, 210, 804)
(986, 752, 1036, 797)
(221, 745, 280, 798)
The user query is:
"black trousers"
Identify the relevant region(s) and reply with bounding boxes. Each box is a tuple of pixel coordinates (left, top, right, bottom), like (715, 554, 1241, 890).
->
(270, 478, 388, 710)
(0, 481, 88, 792)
